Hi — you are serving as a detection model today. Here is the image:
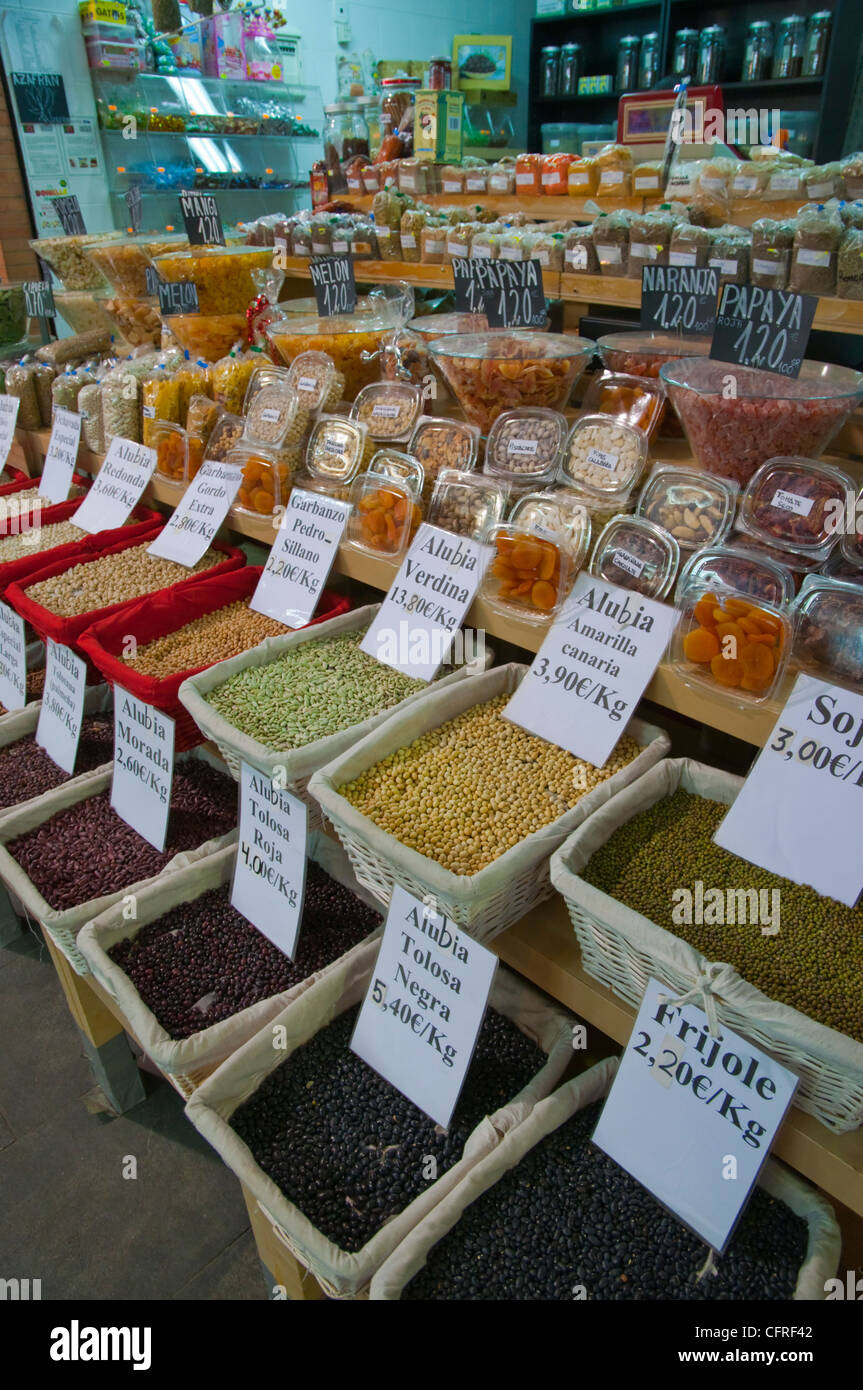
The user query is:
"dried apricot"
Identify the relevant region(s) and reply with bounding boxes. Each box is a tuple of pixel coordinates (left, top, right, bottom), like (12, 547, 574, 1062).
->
(531, 580, 557, 610)
(683, 627, 720, 663)
(710, 653, 743, 686)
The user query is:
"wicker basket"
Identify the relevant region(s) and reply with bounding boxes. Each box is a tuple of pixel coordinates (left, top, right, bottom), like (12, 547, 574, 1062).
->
(177, 602, 491, 832)
(309, 662, 670, 945)
(550, 757, 863, 1134)
(0, 682, 113, 828)
(184, 939, 579, 1298)
(77, 833, 384, 1098)
(369, 1058, 841, 1300)
(0, 746, 237, 976)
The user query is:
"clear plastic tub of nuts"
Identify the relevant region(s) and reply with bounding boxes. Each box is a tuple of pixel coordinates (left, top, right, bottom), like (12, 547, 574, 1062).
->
(428, 469, 506, 542)
(185, 396, 223, 480)
(368, 449, 424, 500)
(483, 408, 567, 489)
(303, 416, 374, 498)
(560, 415, 647, 500)
(637, 464, 738, 551)
(201, 411, 245, 463)
(589, 514, 679, 599)
(676, 542, 795, 607)
(351, 381, 423, 442)
(285, 351, 345, 413)
(408, 417, 479, 501)
(509, 489, 592, 568)
(242, 366, 310, 450)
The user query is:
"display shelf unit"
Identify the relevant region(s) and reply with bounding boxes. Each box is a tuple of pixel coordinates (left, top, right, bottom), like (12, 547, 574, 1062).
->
(527, 0, 858, 162)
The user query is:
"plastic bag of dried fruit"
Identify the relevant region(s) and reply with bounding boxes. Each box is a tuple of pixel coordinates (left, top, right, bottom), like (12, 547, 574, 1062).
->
(184, 934, 580, 1296)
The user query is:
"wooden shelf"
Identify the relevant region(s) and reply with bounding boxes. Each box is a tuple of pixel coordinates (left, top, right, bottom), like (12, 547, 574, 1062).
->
(494, 894, 863, 1219)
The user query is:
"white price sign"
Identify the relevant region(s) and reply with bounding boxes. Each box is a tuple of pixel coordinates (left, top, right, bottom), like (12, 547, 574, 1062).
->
(361, 524, 491, 683)
(351, 884, 497, 1128)
(0, 394, 20, 469)
(147, 459, 242, 567)
(35, 641, 87, 775)
(593, 978, 797, 1253)
(251, 488, 351, 627)
(505, 574, 677, 766)
(230, 761, 308, 957)
(72, 437, 156, 534)
(0, 599, 27, 712)
(111, 687, 175, 851)
(39, 408, 81, 504)
(714, 673, 863, 907)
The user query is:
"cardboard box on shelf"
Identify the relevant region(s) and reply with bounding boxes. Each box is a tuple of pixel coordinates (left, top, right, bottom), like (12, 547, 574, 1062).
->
(414, 90, 464, 162)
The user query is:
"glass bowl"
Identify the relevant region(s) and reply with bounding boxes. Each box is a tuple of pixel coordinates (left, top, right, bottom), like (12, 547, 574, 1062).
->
(429, 332, 594, 432)
(658, 357, 863, 488)
(150, 245, 275, 316)
(407, 312, 490, 344)
(85, 232, 187, 298)
(266, 307, 401, 402)
(163, 313, 249, 360)
(596, 330, 713, 379)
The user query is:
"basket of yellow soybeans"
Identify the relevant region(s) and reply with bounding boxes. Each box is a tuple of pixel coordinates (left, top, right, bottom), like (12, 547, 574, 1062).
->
(309, 662, 670, 944)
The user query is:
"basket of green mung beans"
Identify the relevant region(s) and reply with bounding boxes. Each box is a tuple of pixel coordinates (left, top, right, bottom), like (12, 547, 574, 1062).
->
(550, 756, 863, 1134)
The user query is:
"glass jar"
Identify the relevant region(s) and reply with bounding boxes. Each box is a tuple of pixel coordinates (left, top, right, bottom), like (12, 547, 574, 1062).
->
(672, 28, 699, 79)
(741, 21, 774, 82)
(638, 32, 660, 90)
(774, 16, 806, 79)
(803, 11, 832, 77)
(697, 25, 725, 84)
(560, 44, 583, 97)
(323, 103, 351, 193)
(380, 77, 419, 142)
(616, 36, 640, 93)
(356, 95, 381, 158)
(429, 56, 452, 90)
(343, 104, 370, 161)
(540, 46, 560, 99)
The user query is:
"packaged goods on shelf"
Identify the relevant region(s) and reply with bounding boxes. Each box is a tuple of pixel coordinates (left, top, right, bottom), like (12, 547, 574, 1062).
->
(595, 143, 633, 198)
(707, 225, 750, 288)
(36, 329, 111, 367)
(750, 217, 794, 290)
(552, 759, 863, 1131)
(591, 211, 629, 278)
(838, 228, 863, 299)
(370, 1060, 840, 1300)
(789, 203, 843, 296)
(626, 208, 676, 274)
(5, 362, 44, 431)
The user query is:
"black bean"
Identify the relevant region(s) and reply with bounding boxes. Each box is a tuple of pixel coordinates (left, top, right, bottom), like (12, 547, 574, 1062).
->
(230, 1007, 548, 1253)
(402, 1100, 808, 1300)
(108, 868, 382, 1040)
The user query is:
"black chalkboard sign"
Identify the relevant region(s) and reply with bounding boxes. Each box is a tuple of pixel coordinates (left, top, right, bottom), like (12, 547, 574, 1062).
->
(11, 72, 69, 124)
(309, 256, 357, 316)
(709, 284, 817, 379)
(640, 265, 719, 336)
(51, 195, 86, 236)
(178, 192, 225, 247)
(451, 258, 489, 315)
(23, 282, 55, 318)
(482, 260, 547, 329)
(158, 280, 199, 316)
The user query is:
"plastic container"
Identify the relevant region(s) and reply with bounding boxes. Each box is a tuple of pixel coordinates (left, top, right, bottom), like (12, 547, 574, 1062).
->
(201, 411, 244, 464)
(484, 407, 568, 487)
(793, 576, 863, 691)
(596, 331, 711, 381)
(266, 308, 399, 402)
(351, 382, 422, 443)
(658, 357, 863, 489)
(582, 370, 665, 439)
(283, 352, 344, 414)
(672, 580, 791, 703)
(560, 414, 647, 499)
(367, 449, 424, 499)
(429, 334, 593, 433)
(30, 233, 121, 291)
(737, 456, 852, 561)
(345, 473, 419, 557)
(676, 543, 795, 608)
(427, 470, 506, 542)
(151, 247, 275, 318)
(589, 515, 679, 599)
(509, 490, 592, 567)
(227, 442, 286, 519)
(242, 367, 308, 451)
(637, 464, 738, 552)
(408, 418, 479, 499)
(726, 530, 821, 595)
(163, 314, 248, 362)
(304, 416, 373, 492)
(406, 312, 489, 345)
(482, 524, 573, 623)
(185, 396, 223, 479)
(85, 233, 187, 298)
(151, 421, 189, 490)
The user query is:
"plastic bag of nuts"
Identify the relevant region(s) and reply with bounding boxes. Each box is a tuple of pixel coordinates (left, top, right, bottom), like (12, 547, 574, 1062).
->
(637, 464, 738, 550)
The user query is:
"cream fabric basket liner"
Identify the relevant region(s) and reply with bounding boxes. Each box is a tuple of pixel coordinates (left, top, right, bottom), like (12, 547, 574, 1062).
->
(309, 661, 670, 942)
(0, 683, 114, 829)
(369, 1057, 841, 1300)
(0, 745, 237, 977)
(185, 936, 578, 1298)
(550, 757, 863, 1134)
(177, 602, 491, 784)
(77, 832, 383, 1084)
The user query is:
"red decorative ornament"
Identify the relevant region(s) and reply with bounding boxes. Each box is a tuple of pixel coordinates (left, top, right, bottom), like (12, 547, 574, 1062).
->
(246, 292, 275, 347)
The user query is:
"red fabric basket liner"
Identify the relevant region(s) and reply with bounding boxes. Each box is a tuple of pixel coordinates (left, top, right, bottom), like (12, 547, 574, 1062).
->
(78, 570, 352, 708)
(0, 504, 164, 598)
(0, 468, 28, 488)
(5, 529, 245, 651)
(0, 470, 91, 500)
